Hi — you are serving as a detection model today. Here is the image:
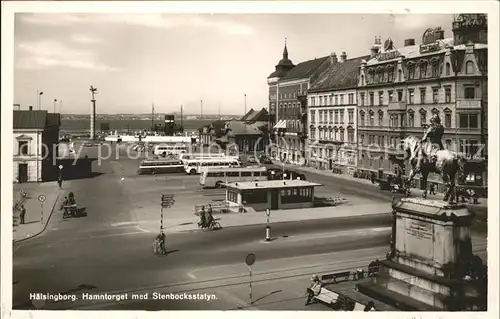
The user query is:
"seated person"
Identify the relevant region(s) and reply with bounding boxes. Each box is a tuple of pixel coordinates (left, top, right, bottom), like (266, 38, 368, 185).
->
(305, 274, 323, 305)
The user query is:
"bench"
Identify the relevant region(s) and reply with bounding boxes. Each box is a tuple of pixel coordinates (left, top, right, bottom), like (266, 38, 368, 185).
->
(310, 287, 339, 305)
(321, 271, 352, 284)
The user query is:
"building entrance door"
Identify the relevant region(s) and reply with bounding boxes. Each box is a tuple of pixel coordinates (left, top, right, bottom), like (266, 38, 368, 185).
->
(18, 163, 28, 183)
(329, 159, 333, 170)
(270, 190, 279, 209)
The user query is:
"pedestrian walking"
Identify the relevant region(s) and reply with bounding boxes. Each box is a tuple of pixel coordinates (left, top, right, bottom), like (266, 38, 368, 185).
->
(57, 175, 63, 189)
(20, 205, 26, 224)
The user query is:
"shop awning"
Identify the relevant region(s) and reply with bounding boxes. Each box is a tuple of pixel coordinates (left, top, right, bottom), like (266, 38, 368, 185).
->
(273, 120, 286, 129)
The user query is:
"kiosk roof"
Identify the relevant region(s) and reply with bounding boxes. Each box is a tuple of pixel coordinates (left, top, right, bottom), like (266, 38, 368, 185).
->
(225, 180, 322, 190)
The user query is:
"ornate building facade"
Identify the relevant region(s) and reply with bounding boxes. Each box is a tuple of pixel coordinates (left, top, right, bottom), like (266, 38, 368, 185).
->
(267, 41, 331, 165)
(357, 14, 488, 187)
(307, 52, 370, 171)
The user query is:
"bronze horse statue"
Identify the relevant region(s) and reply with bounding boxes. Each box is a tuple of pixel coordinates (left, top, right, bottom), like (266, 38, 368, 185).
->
(390, 136, 466, 203)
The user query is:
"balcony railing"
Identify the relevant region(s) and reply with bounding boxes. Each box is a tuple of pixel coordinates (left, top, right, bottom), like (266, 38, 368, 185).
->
(456, 99, 481, 109)
(388, 101, 407, 111)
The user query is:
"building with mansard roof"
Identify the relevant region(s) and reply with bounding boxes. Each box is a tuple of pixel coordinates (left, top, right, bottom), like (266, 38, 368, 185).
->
(267, 40, 332, 165)
(356, 14, 487, 190)
(307, 52, 370, 171)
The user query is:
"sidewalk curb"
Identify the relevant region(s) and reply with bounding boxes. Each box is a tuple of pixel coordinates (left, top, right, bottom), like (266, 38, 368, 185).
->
(14, 190, 63, 243)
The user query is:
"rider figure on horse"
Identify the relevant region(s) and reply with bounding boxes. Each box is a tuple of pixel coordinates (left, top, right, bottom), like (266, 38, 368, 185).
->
(414, 114, 445, 171)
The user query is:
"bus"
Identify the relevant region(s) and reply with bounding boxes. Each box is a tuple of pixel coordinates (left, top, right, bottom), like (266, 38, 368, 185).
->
(137, 159, 185, 175)
(153, 144, 189, 157)
(200, 167, 268, 188)
(184, 158, 241, 175)
(179, 153, 237, 162)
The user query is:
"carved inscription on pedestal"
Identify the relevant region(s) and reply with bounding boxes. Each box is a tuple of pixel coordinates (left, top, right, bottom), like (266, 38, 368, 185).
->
(404, 218, 434, 260)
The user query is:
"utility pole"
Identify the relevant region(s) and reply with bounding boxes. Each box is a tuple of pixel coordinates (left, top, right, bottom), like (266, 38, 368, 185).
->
(89, 85, 98, 140)
(244, 94, 247, 153)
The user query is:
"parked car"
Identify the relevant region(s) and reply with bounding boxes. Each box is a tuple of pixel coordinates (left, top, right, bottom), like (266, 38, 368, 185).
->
(259, 155, 273, 164)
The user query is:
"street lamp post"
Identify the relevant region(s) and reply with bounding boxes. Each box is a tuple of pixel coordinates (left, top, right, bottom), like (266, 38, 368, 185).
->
(53, 99, 57, 113)
(244, 94, 247, 153)
(59, 100, 63, 114)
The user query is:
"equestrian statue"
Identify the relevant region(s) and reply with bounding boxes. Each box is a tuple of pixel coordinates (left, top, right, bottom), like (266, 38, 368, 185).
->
(389, 114, 465, 203)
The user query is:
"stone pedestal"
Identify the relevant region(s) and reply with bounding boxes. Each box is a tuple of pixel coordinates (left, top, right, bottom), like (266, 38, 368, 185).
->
(356, 198, 487, 311)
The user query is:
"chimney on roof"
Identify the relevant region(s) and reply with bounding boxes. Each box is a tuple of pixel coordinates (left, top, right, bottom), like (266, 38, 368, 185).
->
(340, 51, 347, 62)
(370, 36, 382, 58)
(404, 38, 415, 47)
(29, 106, 33, 111)
(330, 52, 338, 64)
(435, 28, 445, 40)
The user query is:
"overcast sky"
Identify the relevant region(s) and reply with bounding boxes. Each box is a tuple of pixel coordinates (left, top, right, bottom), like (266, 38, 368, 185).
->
(14, 13, 455, 115)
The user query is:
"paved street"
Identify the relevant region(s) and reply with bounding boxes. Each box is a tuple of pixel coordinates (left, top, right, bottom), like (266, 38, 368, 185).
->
(12, 142, 488, 310)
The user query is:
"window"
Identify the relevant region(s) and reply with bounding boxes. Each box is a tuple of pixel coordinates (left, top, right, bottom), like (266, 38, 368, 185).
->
(348, 110, 354, 124)
(466, 61, 474, 74)
(369, 93, 374, 106)
(378, 111, 384, 126)
(348, 93, 354, 105)
(334, 111, 339, 124)
(329, 110, 333, 123)
(432, 88, 439, 103)
(464, 87, 475, 99)
(348, 129, 354, 143)
(388, 67, 394, 82)
(388, 90, 394, 102)
(360, 134, 364, 145)
(361, 74, 365, 86)
(445, 62, 451, 76)
(408, 64, 415, 79)
(319, 96, 323, 106)
(360, 93, 365, 106)
(243, 190, 267, 204)
(18, 140, 29, 155)
(420, 110, 427, 126)
(397, 91, 403, 102)
(319, 112, 323, 123)
(408, 89, 415, 104)
(369, 112, 375, 126)
(334, 95, 338, 105)
(311, 97, 316, 106)
(378, 91, 384, 106)
(400, 114, 405, 127)
(398, 69, 402, 82)
(445, 88, 451, 103)
(459, 114, 479, 128)
(241, 172, 252, 177)
(340, 110, 345, 123)
(340, 95, 344, 105)
(459, 139, 479, 157)
(420, 89, 426, 104)
(419, 62, 427, 79)
(329, 95, 333, 105)
(360, 112, 365, 126)
(281, 187, 313, 204)
(445, 112, 452, 128)
(431, 61, 439, 77)
(339, 129, 345, 142)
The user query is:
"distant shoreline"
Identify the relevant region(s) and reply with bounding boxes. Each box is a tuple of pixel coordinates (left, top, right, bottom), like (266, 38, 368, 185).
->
(61, 119, 214, 132)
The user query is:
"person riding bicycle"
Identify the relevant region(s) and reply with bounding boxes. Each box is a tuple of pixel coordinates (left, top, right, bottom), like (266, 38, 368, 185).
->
(206, 204, 214, 228)
(156, 230, 166, 253)
(198, 206, 206, 228)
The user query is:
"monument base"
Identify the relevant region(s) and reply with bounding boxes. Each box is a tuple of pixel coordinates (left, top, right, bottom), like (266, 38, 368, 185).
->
(356, 197, 487, 311)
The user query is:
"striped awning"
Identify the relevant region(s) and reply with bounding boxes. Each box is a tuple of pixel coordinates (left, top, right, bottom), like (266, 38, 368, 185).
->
(273, 120, 286, 129)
